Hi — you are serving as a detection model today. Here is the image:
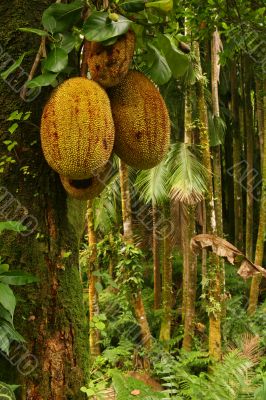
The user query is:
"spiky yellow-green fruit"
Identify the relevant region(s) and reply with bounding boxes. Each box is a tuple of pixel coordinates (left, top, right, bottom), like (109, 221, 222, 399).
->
(87, 30, 135, 88)
(108, 71, 170, 169)
(60, 160, 114, 200)
(41, 77, 115, 179)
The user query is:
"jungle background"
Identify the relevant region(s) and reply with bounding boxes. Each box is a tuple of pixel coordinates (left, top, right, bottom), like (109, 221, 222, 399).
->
(0, 0, 265, 399)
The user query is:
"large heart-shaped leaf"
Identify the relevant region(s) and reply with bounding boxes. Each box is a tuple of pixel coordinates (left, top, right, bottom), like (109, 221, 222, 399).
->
(42, 0, 83, 33)
(0, 283, 16, 318)
(43, 47, 68, 73)
(157, 34, 190, 78)
(26, 72, 58, 88)
(0, 271, 38, 286)
(83, 11, 132, 42)
(145, 43, 171, 85)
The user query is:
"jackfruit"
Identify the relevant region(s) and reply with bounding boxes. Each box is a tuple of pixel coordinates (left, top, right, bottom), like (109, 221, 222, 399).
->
(60, 159, 114, 200)
(41, 77, 115, 179)
(108, 71, 170, 169)
(87, 30, 135, 88)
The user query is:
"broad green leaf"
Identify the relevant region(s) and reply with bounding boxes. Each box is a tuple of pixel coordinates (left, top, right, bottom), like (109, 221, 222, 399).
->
(0, 264, 9, 274)
(0, 283, 16, 317)
(1, 53, 28, 80)
(0, 221, 27, 234)
(18, 27, 48, 36)
(56, 32, 78, 53)
(95, 321, 105, 330)
(157, 34, 189, 78)
(0, 304, 13, 324)
(120, 0, 146, 12)
(83, 11, 132, 42)
(43, 47, 68, 73)
(146, 0, 173, 12)
(0, 271, 38, 286)
(26, 72, 58, 88)
(146, 43, 171, 85)
(42, 0, 83, 33)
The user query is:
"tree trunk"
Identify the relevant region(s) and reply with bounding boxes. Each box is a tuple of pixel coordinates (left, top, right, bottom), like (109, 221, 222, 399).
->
(0, 1, 88, 398)
(248, 80, 266, 315)
(119, 160, 152, 348)
(152, 204, 161, 310)
(159, 210, 172, 343)
(231, 62, 244, 249)
(195, 41, 221, 361)
(243, 57, 254, 260)
(87, 201, 101, 360)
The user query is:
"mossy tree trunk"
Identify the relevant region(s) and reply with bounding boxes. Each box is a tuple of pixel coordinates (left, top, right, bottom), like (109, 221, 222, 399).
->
(119, 160, 152, 349)
(248, 80, 266, 315)
(195, 42, 221, 361)
(152, 204, 161, 310)
(87, 201, 101, 360)
(159, 207, 173, 344)
(0, 1, 88, 398)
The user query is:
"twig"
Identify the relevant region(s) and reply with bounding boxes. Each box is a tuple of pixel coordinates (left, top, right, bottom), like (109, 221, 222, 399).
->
(20, 37, 46, 100)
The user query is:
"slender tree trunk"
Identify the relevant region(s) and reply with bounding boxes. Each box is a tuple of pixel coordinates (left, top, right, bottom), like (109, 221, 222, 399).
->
(153, 204, 161, 310)
(182, 205, 197, 351)
(182, 82, 198, 350)
(248, 81, 266, 315)
(119, 160, 152, 348)
(0, 1, 88, 398)
(231, 62, 244, 249)
(195, 42, 221, 361)
(159, 209, 173, 343)
(87, 201, 101, 360)
(243, 57, 254, 260)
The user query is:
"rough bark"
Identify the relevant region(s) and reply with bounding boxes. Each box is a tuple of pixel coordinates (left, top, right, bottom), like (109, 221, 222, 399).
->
(152, 204, 161, 310)
(248, 80, 266, 315)
(119, 160, 152, 349)
(231, 62, 244, 249)
(0, 1, 88, 398)
(87, 201, 101, 360)
(195, 42, 221, 361)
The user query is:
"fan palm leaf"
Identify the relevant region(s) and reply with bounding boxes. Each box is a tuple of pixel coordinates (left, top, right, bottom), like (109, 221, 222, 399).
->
(168, 143, 208, 204)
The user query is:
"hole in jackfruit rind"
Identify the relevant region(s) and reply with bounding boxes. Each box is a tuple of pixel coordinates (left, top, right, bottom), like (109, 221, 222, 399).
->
(69, 178, 93, 189)
(60, 159, 115, 200)
(40, 77, 115, 179)
(87, 30, 136, 88)
(108, 71, 171, 170)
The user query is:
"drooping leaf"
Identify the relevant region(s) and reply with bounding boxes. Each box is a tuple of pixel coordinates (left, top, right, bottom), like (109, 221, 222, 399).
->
(168, 143, 208, 204)
(43, 47, 68, 73)
(18, 27, 48, 36)
(0, 271, 38, 286)
(0, 221, 27, 234)
(0, 283, 16, 317)
(191, 234, 266, 279)
(42, 0, 83, 33)
(83, 11, 132, 42)
(145, 43, 171, 85)
(208, 112, 226, 146)
(0, 53, 29, 80)
(26, 72, 58, 88)
(157, 34, 190, 78)
(135, 159, 169, 204)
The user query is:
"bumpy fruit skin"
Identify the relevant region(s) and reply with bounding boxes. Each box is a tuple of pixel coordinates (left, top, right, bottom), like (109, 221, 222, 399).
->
(41, 77, 115, 179)
(87, 31, 135, 88)
(60, 160, 114, 200)
(108, 71, 171, 169)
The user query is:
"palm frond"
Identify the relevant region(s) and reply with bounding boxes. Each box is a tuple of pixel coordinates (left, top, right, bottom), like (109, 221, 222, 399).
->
(168, 143, 208, 205)
(135, 159, 170, 205)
